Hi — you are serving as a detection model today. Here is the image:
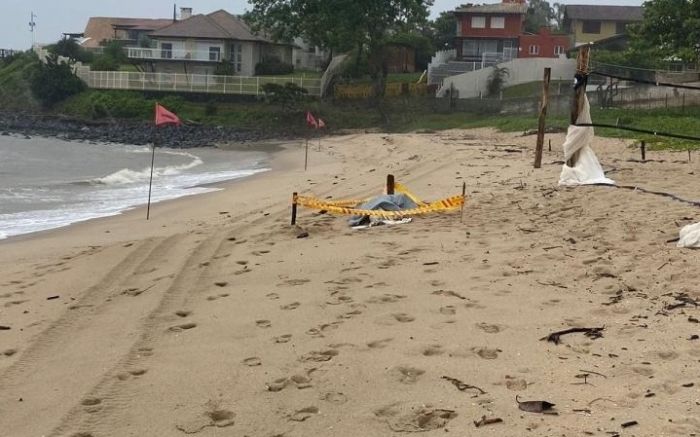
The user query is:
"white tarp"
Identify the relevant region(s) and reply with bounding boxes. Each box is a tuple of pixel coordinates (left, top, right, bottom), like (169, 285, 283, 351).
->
(678, 222, 700, 248)
(559, 95, 615, 186)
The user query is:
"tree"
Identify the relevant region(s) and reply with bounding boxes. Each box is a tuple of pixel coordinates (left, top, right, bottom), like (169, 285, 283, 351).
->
(486, 66, 509, 97)
(246, 0, 433, 97)
(524, 0, 554, 33)
(552, 2, 565, 32)
(48, 38, 93, 63)
(30, 54, 85, 108)
(630, 0, 700, 63)
(430, 11, 457, 51)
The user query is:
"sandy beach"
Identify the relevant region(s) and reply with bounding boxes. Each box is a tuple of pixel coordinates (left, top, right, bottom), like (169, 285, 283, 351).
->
(1, 129, 699, 437)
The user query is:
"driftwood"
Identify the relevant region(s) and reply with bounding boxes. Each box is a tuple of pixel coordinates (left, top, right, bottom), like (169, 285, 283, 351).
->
(473, 416, 503, 428)
(442, 376, 486, 397)
(540, 327, 605, 345)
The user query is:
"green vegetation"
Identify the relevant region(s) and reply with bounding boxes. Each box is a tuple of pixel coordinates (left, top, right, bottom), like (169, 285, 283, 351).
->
(30, 54, 85, 108)
(0, 51, 40, 110)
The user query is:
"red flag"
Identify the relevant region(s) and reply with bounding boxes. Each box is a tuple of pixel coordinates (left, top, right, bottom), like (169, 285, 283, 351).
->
(305, 111, 317, 128)
(155, 103, 182, 127)
(317, 118, 325, 129)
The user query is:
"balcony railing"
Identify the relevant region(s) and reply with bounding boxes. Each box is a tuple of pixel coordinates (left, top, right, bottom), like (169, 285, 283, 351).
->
(127, 47, 221, 62)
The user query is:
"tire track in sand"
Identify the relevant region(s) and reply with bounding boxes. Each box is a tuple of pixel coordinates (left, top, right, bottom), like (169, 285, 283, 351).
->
(0, 235, 187, 436)
(48, 230, 232, 437)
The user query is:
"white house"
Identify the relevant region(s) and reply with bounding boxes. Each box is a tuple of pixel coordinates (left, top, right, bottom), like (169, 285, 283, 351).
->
(126, 9, 293, 77)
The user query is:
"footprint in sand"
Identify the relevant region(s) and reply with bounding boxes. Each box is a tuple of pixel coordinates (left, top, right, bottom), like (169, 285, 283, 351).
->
(472, 347, 500, 360)
(366, 294, 407, 304)
(129, 368, 147, 376)
(288, 406, 319, 422)
(256, 320, 272, 328)
(393, 313, 415, 323)
(475, 323, 503, 334)
(280, 302, 300, 310)
(306, 322, 342, 338)
(326, 295, 354, 305)
(439, 306, 456, 315)
(320, 391, 348, 404)
(390, 366, 425, 384)
(337, 310, 363, 320)
(242, 357, 262, 367)
(3, 348, 18, 357)
(266, 293, 280, 300)
(175, 310, 192, 318)
(175, 404, 235, 433)
(505, 377, 528, 391)
(169, 323, 197, 332)
(214, 281, 228, 287)
(367, 338, 393, 349)
(421, 345, 444, 356)
(300, 349, 339, 362)
(375, 403, 457, 432)
(137, 347, 154, 357)
(279, 279, 310, 287)
(273, 334, 292, 344)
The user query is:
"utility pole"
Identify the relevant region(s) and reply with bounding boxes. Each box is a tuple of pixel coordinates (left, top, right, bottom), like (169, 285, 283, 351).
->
(29, 12, 37, 48)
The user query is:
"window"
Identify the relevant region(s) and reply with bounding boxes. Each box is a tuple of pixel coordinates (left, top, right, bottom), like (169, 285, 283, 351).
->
(490, 16, 505, 29)
(231, 43, 242, 72)
(554, 45, 564, 55)
(582, 20, 601, 34)
(529, 45, 540, 55)
(462, 39, 499, 58)
(161, 43, 172, 59)
(616, 22, 628, 34)
(209, 46, 221, 61)
(471, 16, 486, 28)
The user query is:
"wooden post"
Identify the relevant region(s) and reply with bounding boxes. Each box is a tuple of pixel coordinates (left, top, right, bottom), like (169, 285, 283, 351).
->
(640, 140, 646, 161)
(568, 45, 591, 168)
(146, 129, 158, 220)
(304, 139, 309, 171)
(386, 174, 395, 195)
(291, 192, 298, 225)
(460, 182, 466, 223)
(548, 138, 552, 152)
(534, 67, 551, 169)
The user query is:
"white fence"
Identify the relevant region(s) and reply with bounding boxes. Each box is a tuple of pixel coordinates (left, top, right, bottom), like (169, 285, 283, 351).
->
(127, 47, 220, 62)
(75, 68, 322, 96)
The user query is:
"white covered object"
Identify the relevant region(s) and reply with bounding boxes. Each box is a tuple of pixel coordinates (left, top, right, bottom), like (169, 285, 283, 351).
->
(559, 95, 615, 186)
(677, 222, 700, 248)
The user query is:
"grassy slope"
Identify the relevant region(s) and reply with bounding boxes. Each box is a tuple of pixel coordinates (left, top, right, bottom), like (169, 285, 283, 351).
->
(0, 53, 40, 111)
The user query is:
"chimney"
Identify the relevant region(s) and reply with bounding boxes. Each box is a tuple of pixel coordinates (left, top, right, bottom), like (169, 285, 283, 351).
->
(180, 7, 192, 20)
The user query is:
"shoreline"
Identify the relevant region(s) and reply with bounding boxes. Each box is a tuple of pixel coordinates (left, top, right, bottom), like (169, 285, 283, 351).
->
(0, 137, 298, 247)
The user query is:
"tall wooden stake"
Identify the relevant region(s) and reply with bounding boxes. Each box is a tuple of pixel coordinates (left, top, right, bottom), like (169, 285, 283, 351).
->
(146, 130, 158, 220)
(568, 45, 591, 168)
(291, 192, 298, 225)
(640, 140, 646, 161)
(534, 67, 551, 169)
(460, 182, 466, 223)
(304, 138, 309, 171)
(386, 174, 395, 195)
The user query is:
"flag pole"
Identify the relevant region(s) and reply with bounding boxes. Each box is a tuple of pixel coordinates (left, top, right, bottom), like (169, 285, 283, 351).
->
(146, 127, 157, 220)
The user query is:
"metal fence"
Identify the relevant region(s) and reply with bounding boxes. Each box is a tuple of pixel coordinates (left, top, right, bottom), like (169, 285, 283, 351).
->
(75, 68, 322, 96)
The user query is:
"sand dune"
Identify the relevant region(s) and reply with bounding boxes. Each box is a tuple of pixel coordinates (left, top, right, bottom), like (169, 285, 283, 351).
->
(1, 129, 699, 436)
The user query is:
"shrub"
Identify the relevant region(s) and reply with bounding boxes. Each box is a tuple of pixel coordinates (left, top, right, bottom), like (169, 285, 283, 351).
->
(214, 62, 236, 76)
(30, 54, 86, 108)
(48, 38, 93, 63)
(255, 56, 294, 76)
(487, 67, 509, 97)
(260, 82, 308, 110)
(91, 55, 120, 71)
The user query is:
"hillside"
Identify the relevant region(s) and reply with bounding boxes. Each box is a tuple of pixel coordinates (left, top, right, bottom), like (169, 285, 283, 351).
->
(0, 52, 40, 111)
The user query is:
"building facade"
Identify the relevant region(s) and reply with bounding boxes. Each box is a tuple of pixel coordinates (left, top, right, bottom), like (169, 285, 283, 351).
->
(128, 9, 293, 77)
(453, 0, 527, 63)
(563, 5, 644, 47)
(518, 27, 570, 59)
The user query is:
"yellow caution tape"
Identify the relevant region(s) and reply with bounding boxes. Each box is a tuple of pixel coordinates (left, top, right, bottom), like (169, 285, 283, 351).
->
(394, 182, 427, 206)
(296, 194, 465, 219)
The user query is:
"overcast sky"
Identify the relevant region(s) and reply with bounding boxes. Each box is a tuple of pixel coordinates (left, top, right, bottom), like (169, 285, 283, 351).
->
(1, 0, 645, 50)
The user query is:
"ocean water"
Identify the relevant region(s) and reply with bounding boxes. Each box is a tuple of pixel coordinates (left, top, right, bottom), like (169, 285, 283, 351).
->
(0, 135, 269, 239)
